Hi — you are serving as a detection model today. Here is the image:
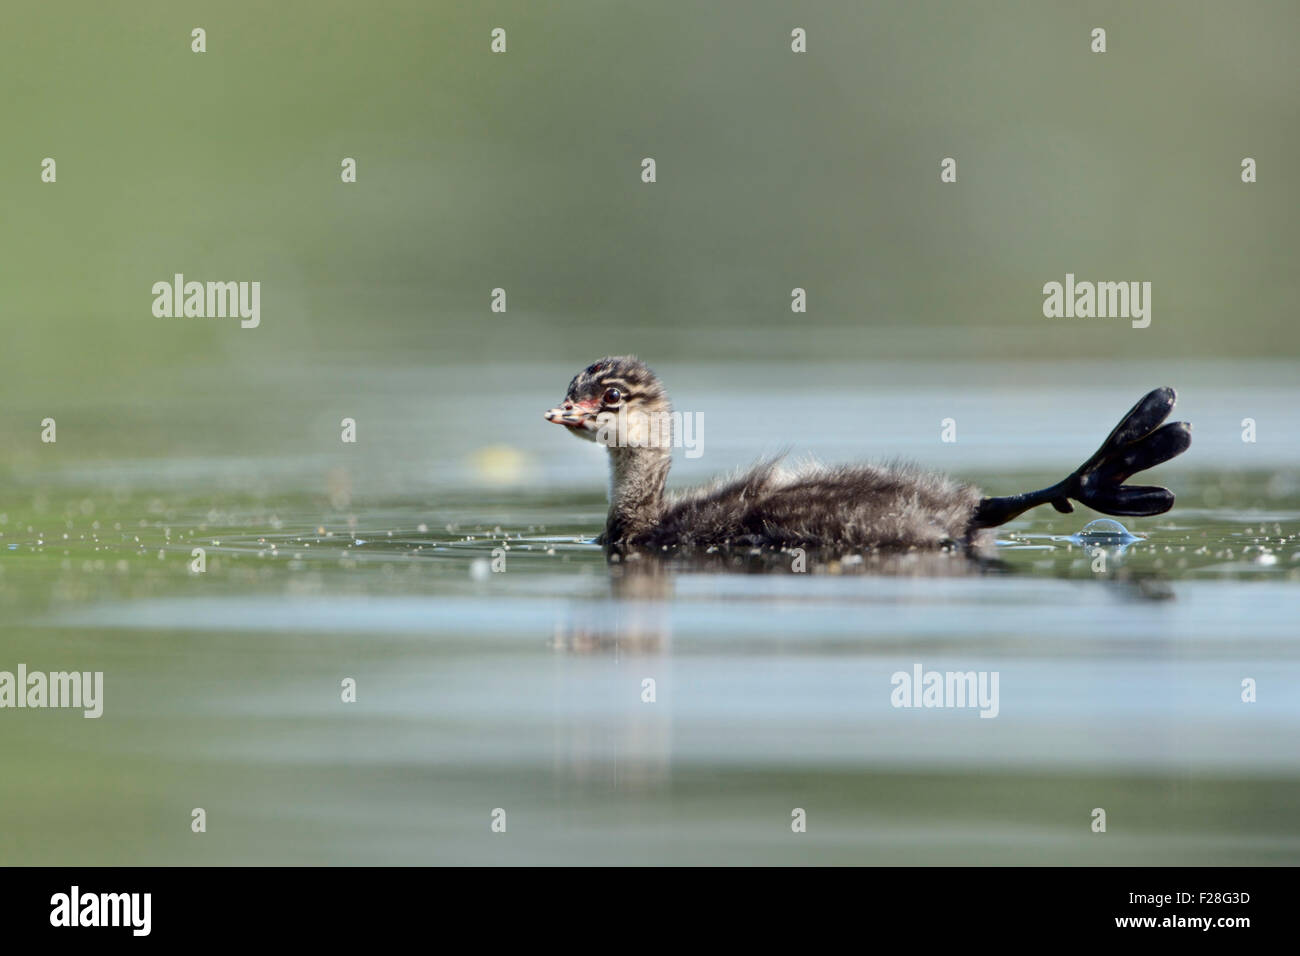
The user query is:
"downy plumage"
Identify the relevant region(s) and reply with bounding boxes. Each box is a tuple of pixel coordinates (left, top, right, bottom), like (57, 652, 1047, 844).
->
(545, 356, 1191, 557)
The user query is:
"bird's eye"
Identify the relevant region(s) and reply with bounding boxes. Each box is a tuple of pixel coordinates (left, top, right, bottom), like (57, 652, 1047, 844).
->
(601, 387, 622, 405)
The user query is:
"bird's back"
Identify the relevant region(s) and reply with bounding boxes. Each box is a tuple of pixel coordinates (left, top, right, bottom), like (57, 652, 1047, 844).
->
(627, 459, 984, 553)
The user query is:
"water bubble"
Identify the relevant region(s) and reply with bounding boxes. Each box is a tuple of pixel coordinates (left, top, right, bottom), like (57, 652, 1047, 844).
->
(1066, 518, 1141, 548)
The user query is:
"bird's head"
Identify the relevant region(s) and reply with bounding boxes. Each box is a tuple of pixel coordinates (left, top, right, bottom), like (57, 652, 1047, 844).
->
(544, 356, 673, 450)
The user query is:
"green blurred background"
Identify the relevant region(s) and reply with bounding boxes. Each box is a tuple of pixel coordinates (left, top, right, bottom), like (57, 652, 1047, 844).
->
(3, 0, 1296, 403)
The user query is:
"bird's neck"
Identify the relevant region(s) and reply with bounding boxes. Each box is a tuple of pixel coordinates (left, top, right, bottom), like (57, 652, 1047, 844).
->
(605, 445, 670, 542)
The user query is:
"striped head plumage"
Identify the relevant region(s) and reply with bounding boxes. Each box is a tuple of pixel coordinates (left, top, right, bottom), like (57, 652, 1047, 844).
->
(544, 356, 672, 448)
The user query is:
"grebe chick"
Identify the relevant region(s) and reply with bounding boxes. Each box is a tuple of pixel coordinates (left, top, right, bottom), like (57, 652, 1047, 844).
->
(544, 357, 1191, 557)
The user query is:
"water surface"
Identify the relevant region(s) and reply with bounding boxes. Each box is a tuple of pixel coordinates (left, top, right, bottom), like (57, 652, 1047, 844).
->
(1, 362, 1297, 865)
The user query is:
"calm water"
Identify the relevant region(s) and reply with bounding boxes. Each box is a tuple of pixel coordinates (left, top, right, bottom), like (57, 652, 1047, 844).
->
(1, 361, 1298, 865)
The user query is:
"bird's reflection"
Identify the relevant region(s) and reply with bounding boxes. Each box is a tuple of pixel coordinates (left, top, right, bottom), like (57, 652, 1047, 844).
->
(550, 546, 1010, 655)
(545, 547, 1007, 792)
(548, 557, 674, 654)
(544, 531, 1172, 793)
(546, 558, 674, 793)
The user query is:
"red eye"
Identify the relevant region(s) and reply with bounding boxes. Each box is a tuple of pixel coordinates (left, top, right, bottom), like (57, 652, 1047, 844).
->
(602, 387, 622, 405)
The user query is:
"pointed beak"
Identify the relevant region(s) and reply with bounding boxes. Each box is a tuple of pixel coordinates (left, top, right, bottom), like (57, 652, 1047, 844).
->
(545, 401, 597, 428)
